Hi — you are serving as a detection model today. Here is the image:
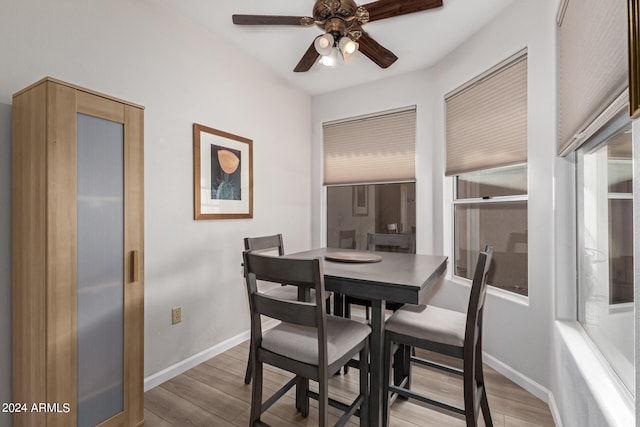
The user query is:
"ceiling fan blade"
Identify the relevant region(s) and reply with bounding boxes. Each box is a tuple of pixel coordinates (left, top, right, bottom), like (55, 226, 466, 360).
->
(357, 32, 398, 68)
(294, 42, 320, 72)
(232, 15, 314, 26)
(361, 0, 443, 22)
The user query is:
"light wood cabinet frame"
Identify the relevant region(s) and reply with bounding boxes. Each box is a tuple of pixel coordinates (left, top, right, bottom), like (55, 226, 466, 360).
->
(12, 77, 144, 427)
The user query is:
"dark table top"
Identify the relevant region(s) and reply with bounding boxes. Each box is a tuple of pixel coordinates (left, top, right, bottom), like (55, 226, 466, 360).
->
(287, 247, 448, 305)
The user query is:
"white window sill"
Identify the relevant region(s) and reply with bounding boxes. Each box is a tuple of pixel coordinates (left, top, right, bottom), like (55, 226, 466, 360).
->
(555, 320, 634, 426)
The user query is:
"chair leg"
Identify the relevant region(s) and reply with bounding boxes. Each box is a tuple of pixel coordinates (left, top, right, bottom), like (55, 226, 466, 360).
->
(244, 354, 252, 384)
(393, 344, 411, 388)
(480, 388, 493, 427)
(250, 358, 263, 426)
(463, 356, 479, 427)
(343, 302, 352, 375)
(382, 334, 393, 427)
(297, 376, 310, 417)
(359, 342, 369, 427)
(245, 330, 255, 384)
(475, 337, 493, 427)
(319, 374, 329, 427)
(334, 292, 344, 317)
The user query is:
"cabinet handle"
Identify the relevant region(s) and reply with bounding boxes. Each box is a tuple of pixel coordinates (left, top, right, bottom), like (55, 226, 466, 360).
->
(131, 250, 139, 283)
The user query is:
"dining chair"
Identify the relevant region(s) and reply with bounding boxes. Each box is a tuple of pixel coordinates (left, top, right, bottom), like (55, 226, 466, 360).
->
(382, 245, 494, 427)
(338, 229, 357, 249)
(243, 251, 371, 427)
(242, 234, 332, 384)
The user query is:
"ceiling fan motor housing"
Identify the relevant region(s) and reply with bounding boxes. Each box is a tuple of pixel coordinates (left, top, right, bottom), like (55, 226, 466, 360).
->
(313, 0, 366, 40)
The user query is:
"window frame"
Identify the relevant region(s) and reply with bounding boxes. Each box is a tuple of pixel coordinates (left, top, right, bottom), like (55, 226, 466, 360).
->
(451, 165, 529, 297)
(574, 119, 634, 393)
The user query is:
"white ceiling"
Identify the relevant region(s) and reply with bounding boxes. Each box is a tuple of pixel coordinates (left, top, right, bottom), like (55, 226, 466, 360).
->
(157, 0, 517, 95)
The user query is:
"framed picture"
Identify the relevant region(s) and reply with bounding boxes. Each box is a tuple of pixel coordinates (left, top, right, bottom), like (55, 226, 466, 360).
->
(193, 123, 253, 220)
(352, 185, 368, 216)
(630, 0, 640, 118)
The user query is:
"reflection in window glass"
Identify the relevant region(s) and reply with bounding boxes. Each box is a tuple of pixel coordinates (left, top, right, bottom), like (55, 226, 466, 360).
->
(454, 201, 528, 295)
(457, 164, 527, 199)
(326, 183, 416, 250)
(577, 126, 633, 392)
(454, 165, 528, 296)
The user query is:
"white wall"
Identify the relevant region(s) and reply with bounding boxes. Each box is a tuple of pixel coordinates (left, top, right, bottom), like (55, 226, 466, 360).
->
(0, 0, 312, 412)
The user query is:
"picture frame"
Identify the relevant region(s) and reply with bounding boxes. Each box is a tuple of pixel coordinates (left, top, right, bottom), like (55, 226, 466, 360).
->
(352, 185, 368, 216)
(629, 0, 640, 118)
(193, 123, 253, 220)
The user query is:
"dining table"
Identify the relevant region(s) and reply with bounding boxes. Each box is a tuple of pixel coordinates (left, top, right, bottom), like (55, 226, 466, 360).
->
(287, 247, 448, 427)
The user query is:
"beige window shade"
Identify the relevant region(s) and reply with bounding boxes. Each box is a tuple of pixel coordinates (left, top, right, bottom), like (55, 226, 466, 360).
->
(557, 0, 628, 155)
(323, 107, 416, 185)
(445, 52, 528, 176)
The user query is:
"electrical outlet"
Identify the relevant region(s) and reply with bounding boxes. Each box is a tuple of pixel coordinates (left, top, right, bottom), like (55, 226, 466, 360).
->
(171, 307, 182, 324)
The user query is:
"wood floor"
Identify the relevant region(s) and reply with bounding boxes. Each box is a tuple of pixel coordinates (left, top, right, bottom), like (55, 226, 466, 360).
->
(144, 341, 556, 427)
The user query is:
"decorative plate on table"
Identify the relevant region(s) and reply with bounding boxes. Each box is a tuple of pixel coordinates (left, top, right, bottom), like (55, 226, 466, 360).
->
(324, 251, 382, 263)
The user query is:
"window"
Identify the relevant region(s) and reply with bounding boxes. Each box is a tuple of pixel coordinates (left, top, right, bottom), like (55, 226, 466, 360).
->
(446, 51, 528, 296)
(577, 124, 634, 391)
(558, 0, 633, 393)
(323, 108, 417, 251)
(454, 166, 528, 295)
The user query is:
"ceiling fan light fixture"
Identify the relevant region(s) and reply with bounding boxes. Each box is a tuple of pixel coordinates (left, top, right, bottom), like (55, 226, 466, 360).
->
(319, 47, 339, 67)
(314, 33, 335, 56)
(338, 36, 358, 55)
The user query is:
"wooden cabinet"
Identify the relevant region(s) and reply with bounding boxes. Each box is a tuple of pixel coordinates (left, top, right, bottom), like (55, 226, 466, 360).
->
(12, 78, 144, 427)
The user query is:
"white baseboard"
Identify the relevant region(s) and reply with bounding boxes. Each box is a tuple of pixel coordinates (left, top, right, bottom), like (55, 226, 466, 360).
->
(546, 392, 564, 427)
(482, 352, 563, 427)
(143, 319, 279, 392)
(482, 352, 548, 401)
(143, 331, 248, 391)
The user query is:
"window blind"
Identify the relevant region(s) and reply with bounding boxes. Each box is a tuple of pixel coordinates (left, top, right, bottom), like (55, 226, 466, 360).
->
(445, 51, 528, 176)
(557, 0, 628, 155)
(323, 107, 416, 185)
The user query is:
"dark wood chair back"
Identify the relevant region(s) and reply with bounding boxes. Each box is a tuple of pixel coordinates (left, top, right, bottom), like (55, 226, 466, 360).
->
(464, 245, 493, 357)
(244, 234, 284, 255)
(338, 229, 356, 249)
(242, 251, 328, 346)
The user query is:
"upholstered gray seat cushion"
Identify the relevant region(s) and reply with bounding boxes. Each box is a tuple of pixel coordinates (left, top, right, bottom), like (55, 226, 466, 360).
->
(262, 316, 371, 366)
(385, 304, 466, 347)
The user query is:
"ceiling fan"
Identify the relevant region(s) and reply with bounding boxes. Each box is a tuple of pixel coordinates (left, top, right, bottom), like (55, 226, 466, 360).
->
(232, 0, 443, 72)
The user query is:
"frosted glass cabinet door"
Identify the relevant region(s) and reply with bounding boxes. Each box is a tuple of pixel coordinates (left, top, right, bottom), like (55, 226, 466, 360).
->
(76, 113, 124, 427)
